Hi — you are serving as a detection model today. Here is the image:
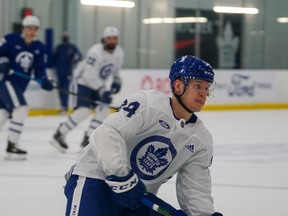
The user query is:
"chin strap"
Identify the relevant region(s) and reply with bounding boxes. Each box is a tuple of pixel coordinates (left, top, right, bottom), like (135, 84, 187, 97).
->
(172, 88, 194, 114)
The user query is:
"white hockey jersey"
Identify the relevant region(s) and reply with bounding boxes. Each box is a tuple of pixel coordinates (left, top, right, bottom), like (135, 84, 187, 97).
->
(76, 43, 123, 91)
(73, 90, 215, 216)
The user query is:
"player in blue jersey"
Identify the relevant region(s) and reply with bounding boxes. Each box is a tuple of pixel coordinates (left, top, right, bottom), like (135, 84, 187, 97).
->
(0, 15, 54, 160)
(53, 32, 82, 113)
(63, 55, 222, 216)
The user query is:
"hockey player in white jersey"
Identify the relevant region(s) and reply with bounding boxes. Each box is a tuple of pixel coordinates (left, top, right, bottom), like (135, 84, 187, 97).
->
(50, 26, 123, 152)
(64, 55, 223, 216)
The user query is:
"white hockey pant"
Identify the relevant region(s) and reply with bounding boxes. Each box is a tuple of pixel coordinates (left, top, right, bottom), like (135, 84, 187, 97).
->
(86, 105, 109, 136)
(59, 107, 90, 135)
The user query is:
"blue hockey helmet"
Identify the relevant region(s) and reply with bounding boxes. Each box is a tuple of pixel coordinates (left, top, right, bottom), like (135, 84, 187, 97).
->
(169, 55, 214, 87)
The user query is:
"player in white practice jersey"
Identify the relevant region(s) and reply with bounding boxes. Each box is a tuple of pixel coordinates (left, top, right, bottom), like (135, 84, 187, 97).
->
(64, 55, 223, 216)
(50, 26, 123, 152)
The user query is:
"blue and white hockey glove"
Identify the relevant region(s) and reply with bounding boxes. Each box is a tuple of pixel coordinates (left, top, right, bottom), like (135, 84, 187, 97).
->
(41, 79, 54, 91)
(105, 170, 146, 210)
(101, 91, 112, 104)
(111, 76, 122, 94)
(111, 82, 121, 94)
(144, 193, 188, 216)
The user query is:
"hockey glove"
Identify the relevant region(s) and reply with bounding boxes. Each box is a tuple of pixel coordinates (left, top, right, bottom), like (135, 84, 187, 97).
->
(144, 193, 188, 216)
(41, 79, 54, 91)
(101, 91, 112, 104)
(111, 82, 121, 94)
(105, 170, 146, 210)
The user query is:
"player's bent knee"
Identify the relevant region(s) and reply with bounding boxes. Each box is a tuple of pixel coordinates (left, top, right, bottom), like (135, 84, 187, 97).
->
(71, 107, 90, 122)
(12, 106, 28, 122)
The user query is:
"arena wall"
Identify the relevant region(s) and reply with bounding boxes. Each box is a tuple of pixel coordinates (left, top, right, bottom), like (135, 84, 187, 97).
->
(25, 69, 288, 115)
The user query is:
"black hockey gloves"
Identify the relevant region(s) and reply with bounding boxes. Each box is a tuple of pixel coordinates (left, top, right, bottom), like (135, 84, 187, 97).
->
(105, 170, 146, 210)
(41, 79, 54, 91)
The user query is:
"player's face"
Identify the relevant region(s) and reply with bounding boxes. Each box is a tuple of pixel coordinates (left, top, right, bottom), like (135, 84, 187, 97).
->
(104, 36, 118, 51)
(181, 79, 210, 112)
(23, 26, 38, 43)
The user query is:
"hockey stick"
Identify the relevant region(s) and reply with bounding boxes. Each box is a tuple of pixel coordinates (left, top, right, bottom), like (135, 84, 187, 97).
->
(10, 70, 120, 110)
(140, 197, 175, 216)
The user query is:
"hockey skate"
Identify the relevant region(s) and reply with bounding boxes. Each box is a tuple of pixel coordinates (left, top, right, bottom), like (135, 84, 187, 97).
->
(5, 141, 27, 160)
(80, 132, 89, 148)
(50, 130, 68, 153)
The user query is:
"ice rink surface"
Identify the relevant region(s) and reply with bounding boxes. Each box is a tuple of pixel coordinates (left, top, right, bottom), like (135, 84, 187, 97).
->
(0, 109, 288, 216)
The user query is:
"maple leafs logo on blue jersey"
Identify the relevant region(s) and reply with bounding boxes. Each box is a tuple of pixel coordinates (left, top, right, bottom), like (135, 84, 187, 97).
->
(138, 145, 169, 174)
(16, 51, 33, 72)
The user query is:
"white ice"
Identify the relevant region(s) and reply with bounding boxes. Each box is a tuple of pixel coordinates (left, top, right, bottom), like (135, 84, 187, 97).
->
(0, 110, 288, 216)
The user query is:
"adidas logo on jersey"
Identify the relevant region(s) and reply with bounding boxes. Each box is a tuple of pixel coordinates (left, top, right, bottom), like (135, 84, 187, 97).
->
(185, 144, 195, 153)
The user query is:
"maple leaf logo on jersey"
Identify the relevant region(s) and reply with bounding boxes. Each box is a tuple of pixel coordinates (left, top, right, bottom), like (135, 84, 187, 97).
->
(100, 64, 113, 79)
(138, 145, 169, 174)
(16, 51, 34, 72)
(131, 135, 177, 180)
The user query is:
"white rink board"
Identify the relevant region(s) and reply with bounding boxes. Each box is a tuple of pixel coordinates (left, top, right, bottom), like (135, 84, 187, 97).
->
(24, 69, 288, 109)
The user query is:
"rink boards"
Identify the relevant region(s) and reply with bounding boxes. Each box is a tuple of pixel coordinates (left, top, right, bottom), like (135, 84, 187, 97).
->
(25, 69, 288, 115)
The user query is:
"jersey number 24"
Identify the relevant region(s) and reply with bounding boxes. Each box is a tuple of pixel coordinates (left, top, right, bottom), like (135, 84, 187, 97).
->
(120, 99, 140, 118)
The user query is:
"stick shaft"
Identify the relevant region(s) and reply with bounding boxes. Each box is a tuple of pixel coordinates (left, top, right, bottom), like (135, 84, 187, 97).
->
(140, 197, 175, 216)
(10, 70, 120, 110)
